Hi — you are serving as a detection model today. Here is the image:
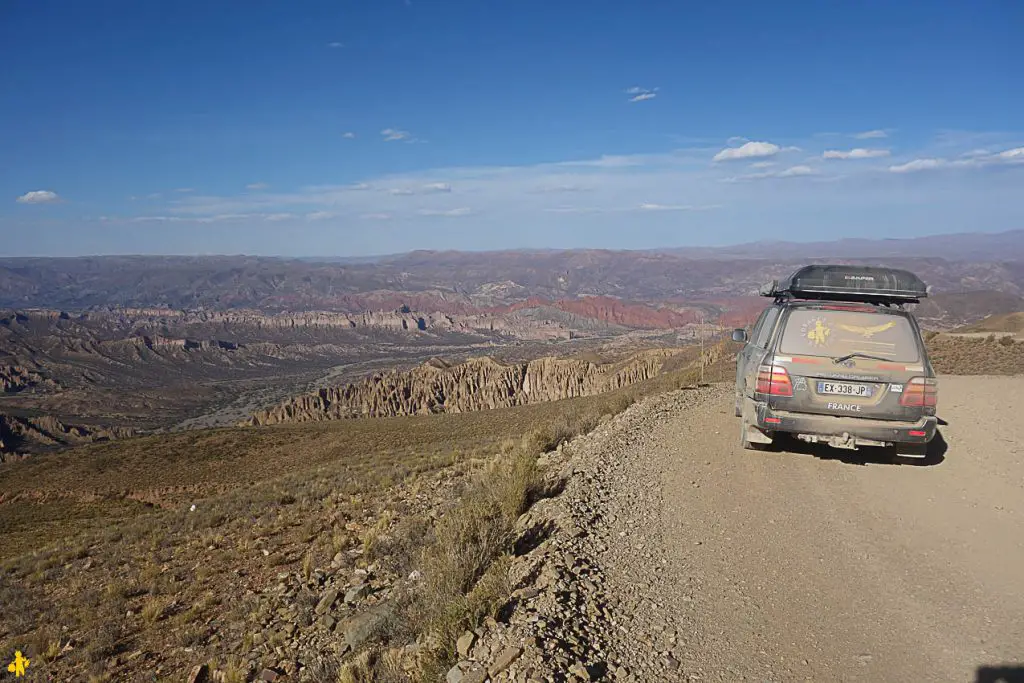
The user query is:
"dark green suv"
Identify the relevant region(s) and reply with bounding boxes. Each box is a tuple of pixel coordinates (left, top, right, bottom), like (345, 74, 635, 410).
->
(732, 265, 938, 454)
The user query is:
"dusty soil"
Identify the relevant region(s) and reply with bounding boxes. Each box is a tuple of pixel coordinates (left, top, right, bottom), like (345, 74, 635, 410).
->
(464, 376, 1024, 682)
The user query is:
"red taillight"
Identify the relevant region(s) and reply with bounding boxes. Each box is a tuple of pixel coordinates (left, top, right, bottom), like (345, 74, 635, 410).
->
(756, 364, 793, 397)
(900, 377, 937, 407)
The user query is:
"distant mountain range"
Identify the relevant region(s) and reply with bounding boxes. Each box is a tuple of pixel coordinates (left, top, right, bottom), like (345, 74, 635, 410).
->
(649, 228, 1024, 261)
(1, 229, 1022, 314)
(298, 229, 1024, 264)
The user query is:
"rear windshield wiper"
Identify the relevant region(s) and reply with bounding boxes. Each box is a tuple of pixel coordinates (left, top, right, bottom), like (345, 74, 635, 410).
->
(832, 352, 892, 365)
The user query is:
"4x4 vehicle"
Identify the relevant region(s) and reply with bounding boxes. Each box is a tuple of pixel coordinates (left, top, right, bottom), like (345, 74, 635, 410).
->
(732, 264, 937, 454)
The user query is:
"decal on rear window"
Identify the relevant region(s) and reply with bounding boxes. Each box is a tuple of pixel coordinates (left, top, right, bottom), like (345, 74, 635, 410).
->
(837, 320, 897, 338)
(781, 309, 920, 362)
(800, 315, 832, 347)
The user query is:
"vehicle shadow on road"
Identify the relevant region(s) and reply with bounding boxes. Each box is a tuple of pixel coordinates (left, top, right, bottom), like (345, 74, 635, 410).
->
(975, 664, 1024, 683)
(774, 429, 948, 467)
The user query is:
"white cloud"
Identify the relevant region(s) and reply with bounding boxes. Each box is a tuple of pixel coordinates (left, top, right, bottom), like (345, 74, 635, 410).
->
(175, 188, 195, 193)
(886, 147, 1023, 173)
(543, 206, 605, 214)
(132, 213, 249, 223)
(417, 207, 471, 217)
(146, 192, 162, 200)
(823, 148, 891, 160)
(16, 190, 61, 204)
(777, 165, 816, 177)
(888, 158, 945, 173)
(328, 41, 344, 48)
(997, 147, 1024, 162)
(381, 128, 413, 142)
(532, 184, 589, 193)
(713, 141, 781, 162)
(422, 182, 452, 193)
(388, 188, 415, 196)
(625, 86, 658, 102)
(557, 155, 645, 168)
(122, 212, 297, 224)
(246, 182, 269, 190)
(749, 161, 776, 169)
(638, 203, 694, 211)
(342, 132, 356, 139)
(854, 129, 888, 139)
(197, 214, 248, 223)
(722, 165, 819, 182)
(306, 211, 336, 220)
(361, 213, 392, 220)
(131, 215, 184, 223)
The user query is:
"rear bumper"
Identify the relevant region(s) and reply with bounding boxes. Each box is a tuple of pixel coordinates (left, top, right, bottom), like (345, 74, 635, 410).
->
(754, 402, 937, 444)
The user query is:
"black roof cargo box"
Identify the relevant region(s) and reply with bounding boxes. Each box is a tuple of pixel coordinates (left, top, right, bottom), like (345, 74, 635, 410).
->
(760, 264, 928, 303)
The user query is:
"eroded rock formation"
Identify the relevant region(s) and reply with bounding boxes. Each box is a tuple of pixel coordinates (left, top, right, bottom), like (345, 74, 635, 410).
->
(249, 349, 684, 425)
(1, 365, 55, 392)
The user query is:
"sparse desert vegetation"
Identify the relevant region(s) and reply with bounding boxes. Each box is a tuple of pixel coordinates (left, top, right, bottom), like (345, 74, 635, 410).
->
(0, 345, 735, 682)
(926, 333, 1024, 375)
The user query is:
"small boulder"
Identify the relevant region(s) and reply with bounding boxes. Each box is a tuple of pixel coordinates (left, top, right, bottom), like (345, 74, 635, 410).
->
(343, 604, 394, 649)
(488, 646, 523, 676)
(456, 630, 477, 658)
(446, 663, 465, 683)
(186, 664, 209, 683)
(569, 661, 591, 680)
(315, 589, 339, 615)
(344, 583, 371, 604)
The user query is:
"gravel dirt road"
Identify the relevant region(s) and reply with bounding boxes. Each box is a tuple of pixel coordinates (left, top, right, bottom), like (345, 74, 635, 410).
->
(463, 375, 1024, 682)
(658, 375, 1024, 682)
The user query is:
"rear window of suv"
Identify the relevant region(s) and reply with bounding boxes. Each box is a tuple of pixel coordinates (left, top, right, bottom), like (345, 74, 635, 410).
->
(779, 308, 921, 362)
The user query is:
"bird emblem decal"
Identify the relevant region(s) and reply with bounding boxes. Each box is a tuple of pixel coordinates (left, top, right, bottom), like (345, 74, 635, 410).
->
(837, 321, 896, 338)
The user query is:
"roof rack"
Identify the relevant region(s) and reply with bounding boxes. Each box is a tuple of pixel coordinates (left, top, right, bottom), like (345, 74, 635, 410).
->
(760, 264, 928, 305)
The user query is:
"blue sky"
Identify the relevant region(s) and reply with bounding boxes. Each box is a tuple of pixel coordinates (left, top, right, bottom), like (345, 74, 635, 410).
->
(2, 0, 1022, 257)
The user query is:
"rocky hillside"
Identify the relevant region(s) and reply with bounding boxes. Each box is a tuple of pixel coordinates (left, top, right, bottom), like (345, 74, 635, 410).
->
(249, 349, 697, 425)
(954, 311, 1024, 334)
(0, 413, 133, 461)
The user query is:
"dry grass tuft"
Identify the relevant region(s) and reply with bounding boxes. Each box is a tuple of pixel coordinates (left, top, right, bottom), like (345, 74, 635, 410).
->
(141, 597, 165, 624)
(338, 650, 378, 683)
(404, 447, 541, 679)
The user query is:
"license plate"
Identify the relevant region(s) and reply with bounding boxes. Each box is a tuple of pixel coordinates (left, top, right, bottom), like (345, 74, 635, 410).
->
(817, 381, 872, 397)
